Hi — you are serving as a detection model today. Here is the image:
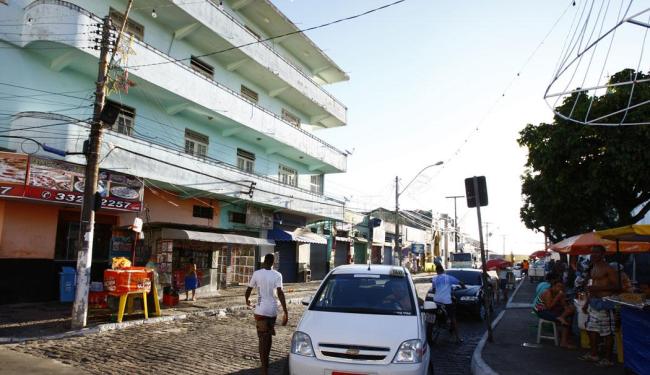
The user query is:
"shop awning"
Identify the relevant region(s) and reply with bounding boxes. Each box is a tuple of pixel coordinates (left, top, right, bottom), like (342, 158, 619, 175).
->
(161, 228, 275, 246)
(267, 228, 328, 244)
(335, 236, 353, 242)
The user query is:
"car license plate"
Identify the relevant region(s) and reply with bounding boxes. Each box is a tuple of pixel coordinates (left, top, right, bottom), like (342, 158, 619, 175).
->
(332, 372, 367, 375)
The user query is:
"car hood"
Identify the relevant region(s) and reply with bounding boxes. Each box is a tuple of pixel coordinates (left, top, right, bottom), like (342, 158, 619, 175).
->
(298, 310, 421, 363)
(452, 285, 481, 297)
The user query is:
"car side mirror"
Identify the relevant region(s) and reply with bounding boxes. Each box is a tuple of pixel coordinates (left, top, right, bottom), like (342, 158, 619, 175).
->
(422, 301, 437, 313)
(301, 296, 312, 306)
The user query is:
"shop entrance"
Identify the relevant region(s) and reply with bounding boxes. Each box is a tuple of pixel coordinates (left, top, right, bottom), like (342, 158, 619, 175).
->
(353, 243, 367, 264)
(309, 243, 328, 280)
(334, 241, 349, 267)
(275, 241, 297, 283)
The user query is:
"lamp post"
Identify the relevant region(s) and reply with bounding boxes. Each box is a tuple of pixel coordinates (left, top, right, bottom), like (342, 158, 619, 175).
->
(445, 195, 464, 253)
(395, 161, 443, 265)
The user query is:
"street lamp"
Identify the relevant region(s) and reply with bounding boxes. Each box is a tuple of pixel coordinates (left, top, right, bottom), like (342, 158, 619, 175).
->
(395, 161, 443, 265)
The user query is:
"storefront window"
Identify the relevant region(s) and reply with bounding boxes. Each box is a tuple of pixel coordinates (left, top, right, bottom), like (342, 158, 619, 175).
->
(54, 221, 112, 261)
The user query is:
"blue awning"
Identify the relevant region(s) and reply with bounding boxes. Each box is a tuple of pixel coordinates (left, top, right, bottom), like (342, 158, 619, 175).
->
(268, 228, 328, 244)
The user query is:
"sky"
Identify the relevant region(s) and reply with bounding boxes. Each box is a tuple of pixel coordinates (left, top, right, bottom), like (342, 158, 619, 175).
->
(272, 0, 647, 254)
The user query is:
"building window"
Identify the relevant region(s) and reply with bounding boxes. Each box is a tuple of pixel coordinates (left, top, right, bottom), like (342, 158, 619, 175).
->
(193, 205, 214, 219)
(237, 148, 255, 173)
(278, 164, 298, 187)
(190, 56, 214, 79)
(310, 174, 324, 194)
(281, 108, 301, 128)
(240, 85, 259, 103)
(105, 100, 135, 136)
(109, 8, 145, 40)
(185, 128, 209, 158)
(229, 211, 247, 224)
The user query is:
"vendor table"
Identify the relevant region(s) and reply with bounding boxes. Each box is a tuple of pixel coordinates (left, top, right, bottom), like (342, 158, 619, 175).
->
(620, 306, 650, 375)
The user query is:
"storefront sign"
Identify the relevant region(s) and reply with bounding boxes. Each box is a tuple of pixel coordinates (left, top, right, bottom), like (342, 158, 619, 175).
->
(0, 152, 27, 197)
(411, 243, 425, 254)
(0, 152, 143, 212)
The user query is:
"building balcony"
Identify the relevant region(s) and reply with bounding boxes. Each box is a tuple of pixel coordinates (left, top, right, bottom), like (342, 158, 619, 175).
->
(7, 113, 345, 220)
(169, 0, 348, 128)
(12, 0, 346, 173)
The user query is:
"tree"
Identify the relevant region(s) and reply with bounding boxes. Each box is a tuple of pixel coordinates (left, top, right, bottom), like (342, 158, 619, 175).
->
(518, 69, 650, 242)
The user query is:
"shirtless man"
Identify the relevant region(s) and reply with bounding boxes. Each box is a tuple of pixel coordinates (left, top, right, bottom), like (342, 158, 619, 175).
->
(579, 245, 619, 367)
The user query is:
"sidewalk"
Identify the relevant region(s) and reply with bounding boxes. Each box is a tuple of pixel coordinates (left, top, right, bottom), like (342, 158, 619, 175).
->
(0, 281, 321, 342)
(474, 278, 624, 375)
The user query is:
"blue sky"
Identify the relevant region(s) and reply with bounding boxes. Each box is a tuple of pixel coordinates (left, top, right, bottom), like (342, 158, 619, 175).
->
(273, 0, 645, 253)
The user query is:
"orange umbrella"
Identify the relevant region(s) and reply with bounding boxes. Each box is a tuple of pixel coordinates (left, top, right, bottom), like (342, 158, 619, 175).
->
(550, 232, 650, 255)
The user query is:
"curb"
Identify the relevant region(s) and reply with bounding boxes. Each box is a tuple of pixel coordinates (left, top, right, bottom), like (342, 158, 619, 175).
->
(471, 277, 526, 375)
(0, 296, 308, 345)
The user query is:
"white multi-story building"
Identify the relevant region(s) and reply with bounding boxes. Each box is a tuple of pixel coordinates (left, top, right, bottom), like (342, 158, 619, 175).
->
(0, 0, 349, 302)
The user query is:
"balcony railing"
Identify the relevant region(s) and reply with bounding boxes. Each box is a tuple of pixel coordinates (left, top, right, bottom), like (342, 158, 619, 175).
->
(106, 127, 345, 205)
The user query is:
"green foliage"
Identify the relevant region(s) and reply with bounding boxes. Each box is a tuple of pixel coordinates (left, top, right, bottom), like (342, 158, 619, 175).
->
(518, 69, 650, 242)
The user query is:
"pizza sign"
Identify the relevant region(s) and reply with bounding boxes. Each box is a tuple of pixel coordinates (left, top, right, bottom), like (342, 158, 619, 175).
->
(0, 152, 143, 212)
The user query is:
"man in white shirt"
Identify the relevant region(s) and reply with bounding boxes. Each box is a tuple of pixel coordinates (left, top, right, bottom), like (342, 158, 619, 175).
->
(245, 254, 288, 375)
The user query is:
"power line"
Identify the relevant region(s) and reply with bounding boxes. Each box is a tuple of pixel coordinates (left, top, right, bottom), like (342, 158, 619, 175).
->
(128, 0, 407, 69)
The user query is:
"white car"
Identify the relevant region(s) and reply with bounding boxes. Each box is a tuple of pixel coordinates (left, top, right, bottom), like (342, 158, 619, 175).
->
(289, 264, 433, 375)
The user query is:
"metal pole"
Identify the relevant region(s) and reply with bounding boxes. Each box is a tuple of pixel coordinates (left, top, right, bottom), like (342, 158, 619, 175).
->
(446, 195, 463, 253)
(395, 176, 400, 265)
(473, 177, 493, 342)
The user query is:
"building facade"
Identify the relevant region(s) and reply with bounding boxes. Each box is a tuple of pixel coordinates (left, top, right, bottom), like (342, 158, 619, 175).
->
(0, 0, 348, 303)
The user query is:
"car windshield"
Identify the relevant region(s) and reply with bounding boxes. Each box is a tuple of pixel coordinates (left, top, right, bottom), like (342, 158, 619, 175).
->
(310, 273, 416, 316)
(450, 253, 472, 262)
(445, 270, 482, 286)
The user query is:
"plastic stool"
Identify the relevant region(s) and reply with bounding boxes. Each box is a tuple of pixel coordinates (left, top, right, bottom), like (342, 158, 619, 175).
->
(537, 319, 559, 346)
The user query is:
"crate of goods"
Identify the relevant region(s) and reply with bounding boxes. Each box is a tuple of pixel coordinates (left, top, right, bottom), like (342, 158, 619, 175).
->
(104, 267, 152, 294)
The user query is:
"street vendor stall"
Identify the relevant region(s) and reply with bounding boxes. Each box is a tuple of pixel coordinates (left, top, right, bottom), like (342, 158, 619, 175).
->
(595, 225, 650, 375)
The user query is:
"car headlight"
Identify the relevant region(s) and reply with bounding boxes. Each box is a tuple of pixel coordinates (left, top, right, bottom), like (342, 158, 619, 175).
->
(392, 339, 424, 363)
(291, 331, 315, 357)
(460, 296, 479, 301)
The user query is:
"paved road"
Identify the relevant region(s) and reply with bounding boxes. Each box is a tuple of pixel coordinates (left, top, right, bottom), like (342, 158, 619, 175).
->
(5, 280, 503, 375)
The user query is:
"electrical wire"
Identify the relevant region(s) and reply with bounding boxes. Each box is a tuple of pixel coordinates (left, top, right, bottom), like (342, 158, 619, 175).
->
(128, 0, 407, 69)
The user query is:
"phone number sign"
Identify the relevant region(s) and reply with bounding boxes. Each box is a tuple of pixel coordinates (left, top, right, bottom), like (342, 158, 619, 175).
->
(0, 152, 143, 212)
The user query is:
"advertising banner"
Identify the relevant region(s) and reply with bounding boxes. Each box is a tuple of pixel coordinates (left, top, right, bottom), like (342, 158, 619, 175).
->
(0, 152, 27, 198)
(0, 152, 143, 212)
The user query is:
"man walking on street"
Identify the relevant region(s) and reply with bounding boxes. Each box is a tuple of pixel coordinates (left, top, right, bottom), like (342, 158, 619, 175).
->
(245, 254, 288, 375)
(579, 245, 619, 367)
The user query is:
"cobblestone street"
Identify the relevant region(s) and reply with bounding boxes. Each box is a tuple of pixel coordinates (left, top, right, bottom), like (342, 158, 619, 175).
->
(5, 280, 501, 375)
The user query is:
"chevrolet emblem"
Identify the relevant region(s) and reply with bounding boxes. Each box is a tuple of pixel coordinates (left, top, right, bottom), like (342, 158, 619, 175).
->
(346, 348, 360, 355)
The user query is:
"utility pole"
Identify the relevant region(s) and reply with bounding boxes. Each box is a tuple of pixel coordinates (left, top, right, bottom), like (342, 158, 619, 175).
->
(394, 176, 400, 265)
(471, 177, 493, 342)
(445, 195, 463, 253)
(72, 1, 133, 329)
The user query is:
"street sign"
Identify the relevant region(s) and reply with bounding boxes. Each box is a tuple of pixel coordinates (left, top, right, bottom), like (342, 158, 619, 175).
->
(465, 176, 488, 207)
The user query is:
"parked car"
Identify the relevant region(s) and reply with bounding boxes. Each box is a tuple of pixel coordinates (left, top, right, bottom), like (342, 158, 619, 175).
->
(426, 268, 493, 320)
(289, 264, 432, 375)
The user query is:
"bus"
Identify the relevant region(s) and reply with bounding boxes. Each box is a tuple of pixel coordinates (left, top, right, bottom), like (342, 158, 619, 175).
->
(449, 252, 474, 269)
